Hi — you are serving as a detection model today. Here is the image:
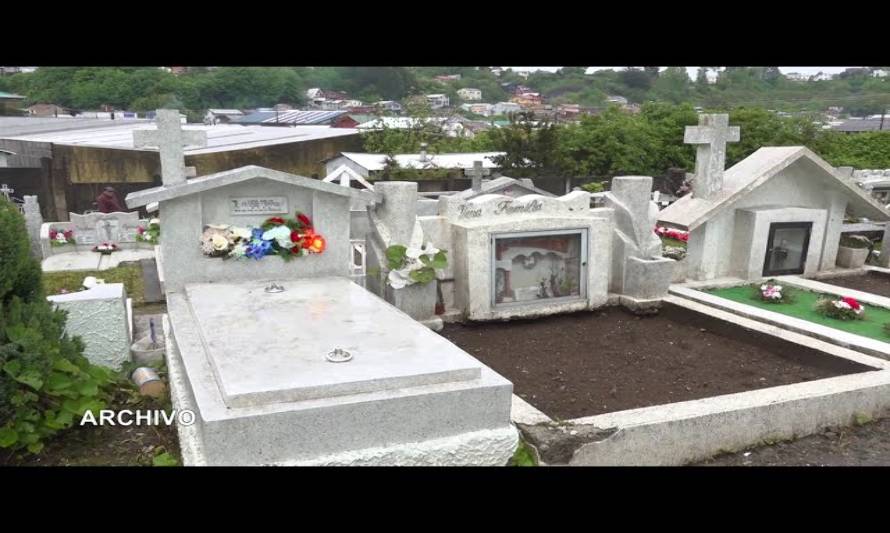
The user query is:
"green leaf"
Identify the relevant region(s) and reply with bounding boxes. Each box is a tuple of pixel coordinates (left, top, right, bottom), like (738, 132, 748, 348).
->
(430, 251, 448, 270)
(152, 452, 179, 467)
(26, 441, 44, 454)
(0, 427, 18, 448)
(52, 358, 82, 375)
(76, 379, 99, 397)
(385, 245, 407, 270)
(409, 267, 436, 285)
(15, 370, 44, 391)
(3, 359, 22, 378)
(46, 372, 74, 392)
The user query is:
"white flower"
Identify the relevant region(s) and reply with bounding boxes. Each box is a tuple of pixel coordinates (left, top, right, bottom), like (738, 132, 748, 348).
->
(773, 285, 782, 291)
(149, 218, 160, 226)
(388, 268, 414, 289)
(834, 301, 851, 310)
(143, 233, 152, 241)
(230, 226, 252, 240)
(82, 276, 98, 289)
(211, 234, 229, 251)
(423, 242, 440, 256)
(770, 292, 781, 299)
(405, 246, 424, 260)
(56, 233, 68, 243)
(760, 284, 769, 291)
(228, 243, 248, 259)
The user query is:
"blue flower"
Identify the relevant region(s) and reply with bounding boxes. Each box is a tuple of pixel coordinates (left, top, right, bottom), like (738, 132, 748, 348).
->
(245, 238, 272, 260)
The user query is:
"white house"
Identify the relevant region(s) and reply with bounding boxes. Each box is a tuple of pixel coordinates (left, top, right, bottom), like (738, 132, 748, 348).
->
(658, 114, 890, 282)
(461, 103, 494, 116)
(374, 100, 403, 113)
(492, 102, 521, 115)
(306, 88, 323, 99)
(426, 94, 450, 109)
(457, 88, 482, 101)
(811, 72, 834, 81)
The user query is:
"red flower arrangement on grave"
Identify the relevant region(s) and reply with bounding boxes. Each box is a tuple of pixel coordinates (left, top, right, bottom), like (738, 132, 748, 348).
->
(200, 211, 325, 261)
(49, 228, 75, 246)
(815, 295, 865, 320)
(92, 242, 119, 254)
(655, 225, 689, 243)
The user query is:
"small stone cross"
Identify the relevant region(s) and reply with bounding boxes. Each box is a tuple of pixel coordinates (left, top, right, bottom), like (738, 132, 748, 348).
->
(0, 183, 13, 200)
(465, 160, 490, 192)
(133, 109, 207, 186)
(684, 114, 740, 200)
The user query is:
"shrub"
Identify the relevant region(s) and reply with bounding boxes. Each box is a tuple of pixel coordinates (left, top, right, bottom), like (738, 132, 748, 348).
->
(0, 198, 114, 454)
(580, 181, 605, 193)
(814, 296, 865, 321)
(0, 198, 42, 303)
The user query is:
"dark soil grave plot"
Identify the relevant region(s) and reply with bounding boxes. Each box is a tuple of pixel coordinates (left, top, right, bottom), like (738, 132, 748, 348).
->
(818, 272, 890, 299)
(440, 304, 873, 420)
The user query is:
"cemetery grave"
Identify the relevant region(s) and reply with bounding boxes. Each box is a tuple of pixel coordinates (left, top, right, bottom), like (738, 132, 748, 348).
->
(440, 303, 871, 420)
(16, 107, 890, 467)
(704, 283, 890, 343)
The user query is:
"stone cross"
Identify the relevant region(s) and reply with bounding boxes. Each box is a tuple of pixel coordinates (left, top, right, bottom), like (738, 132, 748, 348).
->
(0, 183, 13, 200)
(684, 114, 740, 200)
(133, 109, 207, 187)
(465, 160, 490, 192)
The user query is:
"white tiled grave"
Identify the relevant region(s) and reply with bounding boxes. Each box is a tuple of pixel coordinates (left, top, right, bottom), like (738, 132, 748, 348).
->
(168, 276, 517, 466)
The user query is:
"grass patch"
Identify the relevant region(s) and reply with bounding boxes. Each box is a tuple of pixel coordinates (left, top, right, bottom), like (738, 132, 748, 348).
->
(707, 284, 890, 343)
(660, 237, 687, 249)
(43, 263, 145, 307)
(508, 440, 538, 466)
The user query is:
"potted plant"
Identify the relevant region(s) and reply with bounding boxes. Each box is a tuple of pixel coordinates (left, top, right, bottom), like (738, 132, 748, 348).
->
(836, 235, 871, 268)
(384, 243, 448, 321)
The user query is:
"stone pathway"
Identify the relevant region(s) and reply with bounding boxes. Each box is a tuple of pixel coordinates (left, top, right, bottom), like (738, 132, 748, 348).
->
(695, 413, 890, 466)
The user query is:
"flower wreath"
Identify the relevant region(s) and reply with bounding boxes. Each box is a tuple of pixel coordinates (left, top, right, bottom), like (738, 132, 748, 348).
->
(201, 212, 326, 261)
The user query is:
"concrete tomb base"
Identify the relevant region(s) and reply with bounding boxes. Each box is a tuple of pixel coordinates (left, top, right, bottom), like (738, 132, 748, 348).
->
(165, 277, 517, 466)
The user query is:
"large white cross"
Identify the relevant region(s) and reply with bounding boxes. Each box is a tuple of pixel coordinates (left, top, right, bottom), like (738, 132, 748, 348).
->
(133, 109, 207, 186)
(465, 160, 490, 192)
(684, 114, 740, 200)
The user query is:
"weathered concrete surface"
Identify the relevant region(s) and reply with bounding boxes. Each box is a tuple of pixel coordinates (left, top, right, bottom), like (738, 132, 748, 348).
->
(166, 277, 517, 466)
(47, 283, 131, 369)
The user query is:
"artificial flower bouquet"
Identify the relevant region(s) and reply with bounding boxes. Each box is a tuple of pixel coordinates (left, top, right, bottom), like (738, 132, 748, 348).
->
(815, 296, 865, 320)
(655, 225, 689, 243)
(752, 279, 793, 304)
(200, 212, 325, 261)
(385, 242, 448, 289)
(137, 218, 161, 244)
(93, 242, 119, 255)
(49, 228, 75, 246)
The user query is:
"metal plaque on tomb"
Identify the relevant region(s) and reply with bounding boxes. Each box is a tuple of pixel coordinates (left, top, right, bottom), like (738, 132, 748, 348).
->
(230, 196, 289, 216)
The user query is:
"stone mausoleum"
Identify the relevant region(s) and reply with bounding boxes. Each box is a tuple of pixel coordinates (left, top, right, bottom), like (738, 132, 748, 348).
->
(659, 114, 890, 281)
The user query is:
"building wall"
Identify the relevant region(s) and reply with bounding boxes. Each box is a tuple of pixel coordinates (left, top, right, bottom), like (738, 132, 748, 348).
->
(5, 133, 363, 220)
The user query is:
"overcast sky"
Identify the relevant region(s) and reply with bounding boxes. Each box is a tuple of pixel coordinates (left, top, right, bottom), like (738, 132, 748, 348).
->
(505, 67, 855, 79)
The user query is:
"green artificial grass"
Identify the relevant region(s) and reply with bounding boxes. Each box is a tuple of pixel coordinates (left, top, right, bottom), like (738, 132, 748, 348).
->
(660, 237, 687, 249)
(707, 284, 890, 343)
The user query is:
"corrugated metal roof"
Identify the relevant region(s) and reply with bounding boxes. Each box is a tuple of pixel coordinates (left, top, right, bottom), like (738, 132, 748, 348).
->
(235, 110, 346, 125)
(2, 123, 359, 155)
(337, 151, 504, 171)
(832, 119, 888, 132)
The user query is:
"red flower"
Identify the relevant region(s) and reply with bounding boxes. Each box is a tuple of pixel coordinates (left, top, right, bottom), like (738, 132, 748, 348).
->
(137, 226, 145, 234)
(290, 242, 302, 254)
(49, 229, 58, 239)
(306, 235, 326, 254)
(266, 217, 285, 226)
(297, 213, 312, 228)
(63, 229, 73, 238)
(290, 230, 301, 243)
(842, 297, 861, 310)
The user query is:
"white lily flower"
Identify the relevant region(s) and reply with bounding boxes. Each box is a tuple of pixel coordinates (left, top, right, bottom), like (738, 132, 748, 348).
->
(424, 243, 440, 256)
(262, 225, 291, 242)
(388, 269, 411, 289)
(405, 247, 424, 260)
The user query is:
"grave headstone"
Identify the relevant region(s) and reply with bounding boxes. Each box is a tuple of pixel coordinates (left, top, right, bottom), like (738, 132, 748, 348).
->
(133, 109, 207, 186)
(69, 211, 142, 246)
(684, 114, 740, 200)
(47, 283, 132, 369)
(22, 195, 44, 259)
